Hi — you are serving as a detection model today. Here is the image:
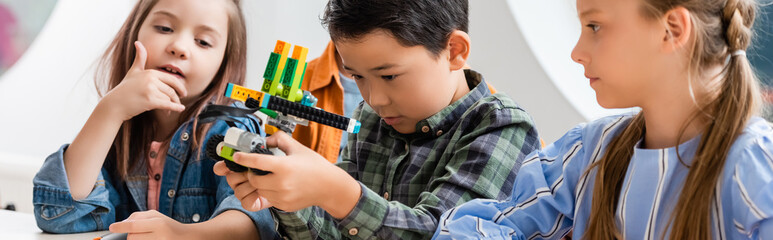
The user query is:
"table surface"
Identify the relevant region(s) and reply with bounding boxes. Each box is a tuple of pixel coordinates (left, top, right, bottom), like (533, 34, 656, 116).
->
(0, 210, 108, 239)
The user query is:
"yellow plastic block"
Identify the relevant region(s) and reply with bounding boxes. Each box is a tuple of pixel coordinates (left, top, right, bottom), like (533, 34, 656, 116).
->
(227, 83, 265, 102)
(266, 40, 291, 95)
(291, 45, 309, 62)
(287, 45, 309, 101)
(264, 125, 280, 135)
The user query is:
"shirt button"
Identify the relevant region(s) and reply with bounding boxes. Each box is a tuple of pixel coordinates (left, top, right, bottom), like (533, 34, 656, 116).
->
(348, 228, 359, 236)
(383, 192, 389, 200)
(149, 151, 157, 159)
(181, 132, 189, 141)
(154, 174, 161, 181)
(436, 130, 443, 136)
(192, 213, 201, 222)
(167, 189, 176, 198)
(421, 125, 430, 133)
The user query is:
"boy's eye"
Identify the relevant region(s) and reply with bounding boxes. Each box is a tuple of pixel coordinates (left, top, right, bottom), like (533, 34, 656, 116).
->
(154, 25, 173, 33)
(197, 39, 212, 48)
(381, 75, 397, 81)
(586, 24, 600, 33)
(351, 74, 364, 81)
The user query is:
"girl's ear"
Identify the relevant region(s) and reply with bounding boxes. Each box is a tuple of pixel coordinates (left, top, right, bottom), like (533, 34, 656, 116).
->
(661, 6, 693, 54)
(446, 30, 471, 71)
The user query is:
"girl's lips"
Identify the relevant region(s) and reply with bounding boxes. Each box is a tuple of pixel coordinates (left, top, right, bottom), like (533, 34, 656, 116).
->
(158, 64, 185, 79)
(382, 116, 402, 125)
(585, 74, 600, 85)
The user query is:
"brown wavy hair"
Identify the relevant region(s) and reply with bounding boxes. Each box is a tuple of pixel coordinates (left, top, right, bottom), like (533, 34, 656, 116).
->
(582, 0, 761, 239)
(94, 0, 246, 179)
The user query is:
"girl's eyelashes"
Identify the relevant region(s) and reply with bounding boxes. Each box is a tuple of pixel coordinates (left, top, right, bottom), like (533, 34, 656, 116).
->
(586, 23, 601, 33)
(351, 74, 364, 81)
(153, 24, 214, 48)
(196, 39, 212, 48)
(154, 25, 173, 33)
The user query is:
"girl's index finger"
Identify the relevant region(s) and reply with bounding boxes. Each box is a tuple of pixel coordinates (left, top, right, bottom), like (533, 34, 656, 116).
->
(152, 70, 188, 97)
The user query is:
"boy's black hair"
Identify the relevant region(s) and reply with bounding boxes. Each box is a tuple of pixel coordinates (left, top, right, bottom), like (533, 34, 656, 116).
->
(321, 0, 469, 57)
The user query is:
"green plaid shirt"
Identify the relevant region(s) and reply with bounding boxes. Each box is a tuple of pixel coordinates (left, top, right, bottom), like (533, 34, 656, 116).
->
(271, 70, 540, 239)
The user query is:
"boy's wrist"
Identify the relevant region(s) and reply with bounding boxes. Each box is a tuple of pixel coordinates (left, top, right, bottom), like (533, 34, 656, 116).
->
(319, 165, 362, 219)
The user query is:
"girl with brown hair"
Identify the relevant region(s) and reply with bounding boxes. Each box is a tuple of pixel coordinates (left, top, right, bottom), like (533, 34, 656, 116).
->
(32, 0, 276, 239)
(435, 0, 772, 238)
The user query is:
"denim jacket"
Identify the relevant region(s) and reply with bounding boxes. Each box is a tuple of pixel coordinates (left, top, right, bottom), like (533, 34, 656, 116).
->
(32, 104, 277, 239)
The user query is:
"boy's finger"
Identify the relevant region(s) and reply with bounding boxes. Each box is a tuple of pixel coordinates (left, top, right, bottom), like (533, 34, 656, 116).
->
(224, 172, 248, 190)
(232, 152, 284, 172)
(245, 170, 283, 190)
(240, 191, 264, 211)
(233, 181, 258, 200)
(265, 131, 301, 154)
(212, 161, 231, 176)
(243, 193, 272, 212)
(252, 196, 272, 211)
(130, 41, 147, 72)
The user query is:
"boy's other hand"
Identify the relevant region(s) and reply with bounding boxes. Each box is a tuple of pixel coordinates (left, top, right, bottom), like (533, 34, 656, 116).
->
(230, 131, 362, 218)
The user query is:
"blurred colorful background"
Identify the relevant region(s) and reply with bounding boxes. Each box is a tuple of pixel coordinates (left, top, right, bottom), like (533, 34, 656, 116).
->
(0, 0, 57, 75)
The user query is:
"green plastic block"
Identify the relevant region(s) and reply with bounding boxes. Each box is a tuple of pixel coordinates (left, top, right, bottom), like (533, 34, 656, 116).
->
(219, 145, 237, 161)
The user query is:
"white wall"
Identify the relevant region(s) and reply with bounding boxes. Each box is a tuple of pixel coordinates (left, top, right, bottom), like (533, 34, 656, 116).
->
(468, 0, 633, 143)
(240, 1, 331, 90)
(0, 0, 624, 213)
(0, 0, 135, 213)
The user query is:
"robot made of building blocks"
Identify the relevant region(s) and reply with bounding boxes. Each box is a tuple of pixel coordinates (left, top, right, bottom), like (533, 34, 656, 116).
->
(201, 40, 361, 175)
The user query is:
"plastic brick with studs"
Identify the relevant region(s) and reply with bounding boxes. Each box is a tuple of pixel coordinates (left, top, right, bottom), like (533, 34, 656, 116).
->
(279, 45, 308, 102)
(261, 40, 291, 95)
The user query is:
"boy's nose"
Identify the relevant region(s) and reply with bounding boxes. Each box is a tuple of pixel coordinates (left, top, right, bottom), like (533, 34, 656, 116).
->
(365, 84, 391, 108)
